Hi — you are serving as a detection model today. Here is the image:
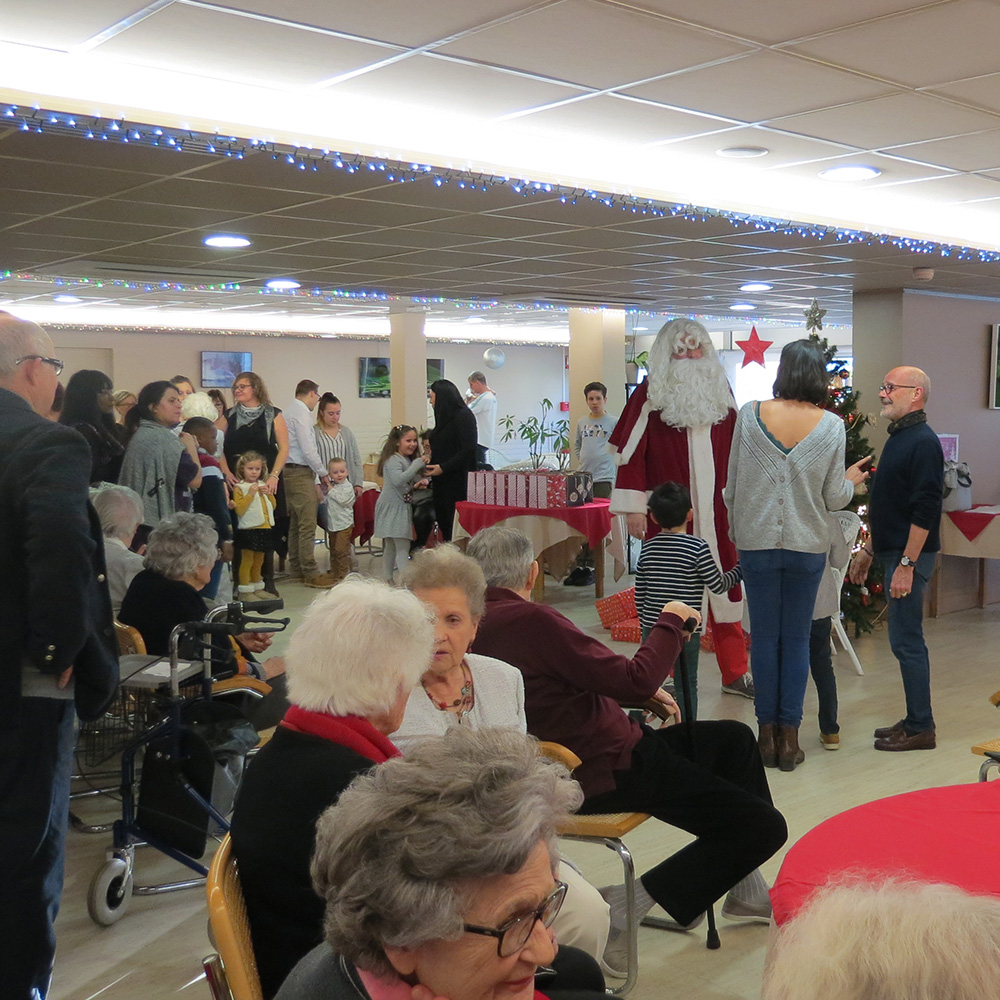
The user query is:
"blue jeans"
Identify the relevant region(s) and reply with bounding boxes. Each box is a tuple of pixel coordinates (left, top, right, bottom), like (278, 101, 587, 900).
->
(0, 697, 76, 999)
(740, 548, 827, 728)
(809, 617, 839, 735)
(878, 550, 936, 733)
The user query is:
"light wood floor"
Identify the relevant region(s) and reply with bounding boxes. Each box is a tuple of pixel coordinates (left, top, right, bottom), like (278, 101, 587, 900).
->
(55, 551, 1000, 1000)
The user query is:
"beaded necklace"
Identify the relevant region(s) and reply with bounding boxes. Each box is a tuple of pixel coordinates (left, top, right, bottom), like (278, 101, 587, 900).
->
(422, 660, 474, 719)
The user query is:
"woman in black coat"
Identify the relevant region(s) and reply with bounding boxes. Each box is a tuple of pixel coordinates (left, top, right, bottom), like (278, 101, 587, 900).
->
(425, 379, 478, 541)
(59, 370, 125, 483)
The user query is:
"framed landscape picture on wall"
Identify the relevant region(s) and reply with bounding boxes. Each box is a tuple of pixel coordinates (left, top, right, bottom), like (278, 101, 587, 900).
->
(201, 351, 252, 388)
(359, 357, 391, 398)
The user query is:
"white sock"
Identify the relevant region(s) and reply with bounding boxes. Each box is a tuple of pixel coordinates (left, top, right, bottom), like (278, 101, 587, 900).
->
(600, 879, 657, 932)
(728, 868, 769, 906)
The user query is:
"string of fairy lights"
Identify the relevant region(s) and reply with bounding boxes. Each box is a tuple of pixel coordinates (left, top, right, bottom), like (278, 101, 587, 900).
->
(5, 103, 999, 265)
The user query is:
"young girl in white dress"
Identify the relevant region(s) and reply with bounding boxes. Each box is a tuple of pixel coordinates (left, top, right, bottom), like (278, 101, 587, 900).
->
(373, 424, 428, 581)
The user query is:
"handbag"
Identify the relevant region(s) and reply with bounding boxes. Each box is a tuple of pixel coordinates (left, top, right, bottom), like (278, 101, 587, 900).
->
(942, 460, 972, 512)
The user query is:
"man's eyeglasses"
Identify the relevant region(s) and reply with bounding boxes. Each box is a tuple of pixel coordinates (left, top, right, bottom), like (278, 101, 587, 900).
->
(878, 383, 918, 395)
(16, 355, 64, 376)
(463, 881, 567, 957)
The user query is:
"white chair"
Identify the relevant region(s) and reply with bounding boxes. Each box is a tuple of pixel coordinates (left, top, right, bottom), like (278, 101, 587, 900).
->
(829, 509, 864, 675)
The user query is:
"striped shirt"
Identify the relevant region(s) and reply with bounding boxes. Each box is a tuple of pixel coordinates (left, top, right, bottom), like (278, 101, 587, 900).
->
(635, 532, 742, 633)
(313, 424, 363, 488)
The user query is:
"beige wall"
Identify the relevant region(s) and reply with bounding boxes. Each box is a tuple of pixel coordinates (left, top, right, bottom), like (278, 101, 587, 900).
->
(48, 327, 566, 464)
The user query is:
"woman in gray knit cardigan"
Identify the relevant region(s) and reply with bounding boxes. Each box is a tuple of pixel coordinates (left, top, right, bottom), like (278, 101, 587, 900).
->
(724, 340, 870, 772)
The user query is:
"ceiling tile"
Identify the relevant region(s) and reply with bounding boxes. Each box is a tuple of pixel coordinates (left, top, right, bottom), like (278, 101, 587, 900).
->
(93, 4, 395, 88)
(0, 1, 149, 49)
(880, 130, 1000, 173)
(623, 51, 896, 122)
(436, 0, 752, 90)
(772, 93, 1000, 148)
(928, 73, 1000, 116)
(324, 54, 587, 119)
(652, 125, 855, 166)
(0, 158, 162, 198)
(625, 0, 938, 45)
(785, 0, 1000, 88)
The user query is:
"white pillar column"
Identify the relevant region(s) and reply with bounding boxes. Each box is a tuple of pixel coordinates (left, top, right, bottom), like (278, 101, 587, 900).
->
(388, 307, 427, 429)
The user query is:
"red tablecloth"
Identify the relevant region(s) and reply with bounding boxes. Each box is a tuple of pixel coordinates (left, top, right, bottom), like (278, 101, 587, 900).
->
(947, 505, 1000, 542)
(771, 781, 1000, 926)
(351, 488, 378, 545)
(455, 499, 613, 549)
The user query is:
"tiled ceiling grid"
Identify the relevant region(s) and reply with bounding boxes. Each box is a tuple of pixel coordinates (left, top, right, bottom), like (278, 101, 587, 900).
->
(4, 0, 1000, 333)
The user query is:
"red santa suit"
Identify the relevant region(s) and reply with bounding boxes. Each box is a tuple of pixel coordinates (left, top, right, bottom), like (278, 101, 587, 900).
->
(609, 379, 749, 685)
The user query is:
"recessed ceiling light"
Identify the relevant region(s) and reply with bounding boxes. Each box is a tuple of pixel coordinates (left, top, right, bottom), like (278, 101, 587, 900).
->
(730, 303, 755, 312)
(740, 282, 772, 292)
(53, 294, 82, 303)
(716, 146, 769, 159)
(203, 234, 252, 248)
(265, 278, 301, 290)
(819, 164, 881, 182)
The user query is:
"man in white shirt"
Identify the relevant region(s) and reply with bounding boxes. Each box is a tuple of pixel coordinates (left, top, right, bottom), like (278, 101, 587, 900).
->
(466, 370, 497, 467)
(284, 379, 334, 588)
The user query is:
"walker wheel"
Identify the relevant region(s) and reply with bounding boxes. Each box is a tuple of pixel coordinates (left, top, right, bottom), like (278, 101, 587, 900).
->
(87, 857, 134, 925)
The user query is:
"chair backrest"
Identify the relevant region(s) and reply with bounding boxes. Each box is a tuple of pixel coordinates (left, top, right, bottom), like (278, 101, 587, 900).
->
(829, 509, 862, 592)
(114, 619, 146, 656)
(205, 833, 263, 1000)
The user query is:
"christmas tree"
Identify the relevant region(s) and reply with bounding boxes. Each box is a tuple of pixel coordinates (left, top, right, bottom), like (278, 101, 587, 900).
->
(805, 300, 886, 636)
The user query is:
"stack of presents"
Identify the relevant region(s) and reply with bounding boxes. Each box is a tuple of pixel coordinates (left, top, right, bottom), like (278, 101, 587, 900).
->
(466, 469, 593, 508)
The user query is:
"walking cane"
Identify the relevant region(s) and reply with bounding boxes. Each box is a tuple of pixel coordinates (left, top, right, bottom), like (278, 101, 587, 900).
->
(677, 616, 720, 950)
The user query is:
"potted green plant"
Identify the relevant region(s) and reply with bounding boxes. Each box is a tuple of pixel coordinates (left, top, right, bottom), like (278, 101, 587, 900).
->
(499, 398, 571, 470)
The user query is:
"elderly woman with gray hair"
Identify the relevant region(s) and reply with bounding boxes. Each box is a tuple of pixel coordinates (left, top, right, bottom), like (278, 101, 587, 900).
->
(277, 727, 602, 1000)
(394, 545, 611, 967)
(229, 578, 436, 999)
(117, 512, 281, 678)
(90, 483, 146, 615)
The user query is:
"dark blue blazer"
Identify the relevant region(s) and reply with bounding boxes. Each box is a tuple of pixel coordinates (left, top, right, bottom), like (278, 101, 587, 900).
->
(0, 387, 119, 724)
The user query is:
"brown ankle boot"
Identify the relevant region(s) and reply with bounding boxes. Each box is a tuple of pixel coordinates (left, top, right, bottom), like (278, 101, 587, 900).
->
(758, 724, 778, 768)
(778, 725, 805, 771)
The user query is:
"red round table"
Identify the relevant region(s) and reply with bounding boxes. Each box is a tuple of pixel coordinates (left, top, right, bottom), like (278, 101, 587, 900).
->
(770, 780, 1000, 926)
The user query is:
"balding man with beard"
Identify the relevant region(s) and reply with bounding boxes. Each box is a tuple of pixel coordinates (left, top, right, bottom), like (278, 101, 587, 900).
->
(609, 319, 752, 699)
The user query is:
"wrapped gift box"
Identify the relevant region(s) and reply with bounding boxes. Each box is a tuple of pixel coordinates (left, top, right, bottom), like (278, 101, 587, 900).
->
(524, 471, 593, 508)
(610, 617, 642, 644)
(595, 587, 637, 630)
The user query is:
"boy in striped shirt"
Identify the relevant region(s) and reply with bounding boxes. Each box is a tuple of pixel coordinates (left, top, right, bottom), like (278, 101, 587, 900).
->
(636, 481, 742, 720)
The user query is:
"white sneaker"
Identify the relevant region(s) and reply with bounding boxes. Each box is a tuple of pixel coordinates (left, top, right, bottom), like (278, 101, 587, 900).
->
(721, 892, 772, 923)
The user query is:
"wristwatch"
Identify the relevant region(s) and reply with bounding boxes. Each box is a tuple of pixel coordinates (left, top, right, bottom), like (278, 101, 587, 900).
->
(899, 555, 913, 567)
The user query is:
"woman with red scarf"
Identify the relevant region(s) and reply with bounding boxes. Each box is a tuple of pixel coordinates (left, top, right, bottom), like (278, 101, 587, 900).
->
(229, 577, 435, 999)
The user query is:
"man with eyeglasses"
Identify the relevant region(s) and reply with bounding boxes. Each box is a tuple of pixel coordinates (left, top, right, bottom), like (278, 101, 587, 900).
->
(0, 312, 119, 997)
(849, 367, 943, 752)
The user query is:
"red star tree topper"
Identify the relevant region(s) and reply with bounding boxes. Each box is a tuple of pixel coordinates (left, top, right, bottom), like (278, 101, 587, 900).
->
(736, 326, 772, 367)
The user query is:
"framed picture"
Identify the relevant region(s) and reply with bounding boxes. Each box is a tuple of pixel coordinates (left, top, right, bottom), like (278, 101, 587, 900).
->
(990, 325, 1000, 409)
(359, 357, 391, 398)
(201, 351, 251, 388)
(358, 358, 445, 398)
(937, 434, 959, 463)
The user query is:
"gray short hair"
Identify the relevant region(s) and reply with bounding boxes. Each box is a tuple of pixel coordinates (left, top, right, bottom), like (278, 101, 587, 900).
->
(0, 312, 51, 378)
(311, 728, 582, 976)
(90, 484, 144, 541)
(285, 576, 434, 716)
(144, 512, 218, 580)
(468, 370, 487, 384)
(180, 391, 219, 421)
(401, 544, 486, 617)
(763, 879, 1000, 1000)
(466, 526, 535, 591)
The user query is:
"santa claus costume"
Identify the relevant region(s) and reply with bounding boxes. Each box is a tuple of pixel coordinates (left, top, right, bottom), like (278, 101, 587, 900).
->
(609, 319, 751, 691)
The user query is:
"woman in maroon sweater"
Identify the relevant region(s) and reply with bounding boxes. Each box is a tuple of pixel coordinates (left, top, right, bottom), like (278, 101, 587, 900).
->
(467, 525, 786, 963)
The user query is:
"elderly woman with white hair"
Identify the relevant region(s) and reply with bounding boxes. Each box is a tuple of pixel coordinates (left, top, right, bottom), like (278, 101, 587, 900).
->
(229, 578, 436, 999)
(277, 728, 604, 1000)
(90, 483, 146, 615)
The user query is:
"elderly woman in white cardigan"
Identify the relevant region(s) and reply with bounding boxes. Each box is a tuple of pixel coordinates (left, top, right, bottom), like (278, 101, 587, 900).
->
(395, 544, 612, 971)
(723, 340, 870, 772)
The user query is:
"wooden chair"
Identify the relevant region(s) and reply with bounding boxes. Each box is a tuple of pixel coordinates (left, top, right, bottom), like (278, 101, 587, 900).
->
(971, 689, 1000, 780)
(204, 833, 263, 1000)
(114, 619, 147, 656)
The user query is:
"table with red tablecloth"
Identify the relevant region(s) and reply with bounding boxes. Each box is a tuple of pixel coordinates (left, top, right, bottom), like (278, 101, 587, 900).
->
(928, 505, 1000, 615)
(770, 780, 1000, 926)
(453, 499, 614, 598)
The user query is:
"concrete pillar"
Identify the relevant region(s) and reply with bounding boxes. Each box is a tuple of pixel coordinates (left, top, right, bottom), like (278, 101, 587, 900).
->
(388, 307, 427, 429)
(852, 290, 905, 454)
(567, 308, 626, 466)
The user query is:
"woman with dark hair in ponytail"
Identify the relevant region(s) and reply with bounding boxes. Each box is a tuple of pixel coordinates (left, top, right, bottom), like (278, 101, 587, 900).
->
(59, 369, 124, 483)
(425, 379, 477, 542)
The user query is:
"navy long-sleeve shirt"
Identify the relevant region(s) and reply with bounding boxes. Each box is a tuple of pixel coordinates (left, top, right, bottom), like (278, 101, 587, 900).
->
(869, 416, 943, 554)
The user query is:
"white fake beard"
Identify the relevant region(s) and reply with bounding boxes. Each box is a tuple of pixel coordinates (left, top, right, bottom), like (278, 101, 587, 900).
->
(650, 356, 734, 428)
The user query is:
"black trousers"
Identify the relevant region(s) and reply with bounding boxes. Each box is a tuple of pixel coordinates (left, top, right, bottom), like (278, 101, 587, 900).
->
(579, 721, 786, 926)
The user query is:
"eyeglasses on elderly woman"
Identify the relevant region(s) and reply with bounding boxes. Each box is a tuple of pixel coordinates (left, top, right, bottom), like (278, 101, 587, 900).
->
(463, 881, 567, 957)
